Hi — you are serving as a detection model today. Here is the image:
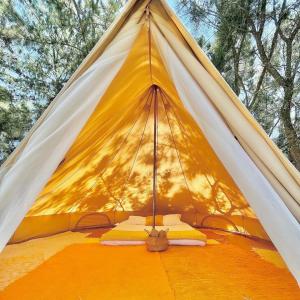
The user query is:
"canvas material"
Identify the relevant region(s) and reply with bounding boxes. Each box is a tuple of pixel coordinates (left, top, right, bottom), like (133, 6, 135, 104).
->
(151, 23, 300, 284)
(151, 3, 300, 215)
(29, 26, 250, 219)
(0, 0, 299, 284)
(0, 12, 143, 251)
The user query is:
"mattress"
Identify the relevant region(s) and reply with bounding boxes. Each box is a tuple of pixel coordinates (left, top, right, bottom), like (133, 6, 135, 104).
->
(100, 221, 206, 246)
(101, 240, 206, 246)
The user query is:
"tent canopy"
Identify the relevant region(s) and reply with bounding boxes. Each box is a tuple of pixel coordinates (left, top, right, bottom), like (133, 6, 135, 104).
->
(0, 0, 299, 283)
(29, 25, 251, 218)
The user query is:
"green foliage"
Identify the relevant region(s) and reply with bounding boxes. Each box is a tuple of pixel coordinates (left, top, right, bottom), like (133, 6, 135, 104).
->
(0, 0, 122, 164)
(177, 0, 300, 168)
(0, 86, 32, 163)
(0, 0, 299, 169)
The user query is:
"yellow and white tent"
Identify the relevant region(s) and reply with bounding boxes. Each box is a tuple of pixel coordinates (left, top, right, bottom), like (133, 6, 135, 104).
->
(0, 0, 299, 283)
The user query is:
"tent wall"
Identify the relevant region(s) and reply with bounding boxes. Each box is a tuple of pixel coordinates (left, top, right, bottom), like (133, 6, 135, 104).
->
(0, 0, 148, 180)
(152, 0, 300, 220)
(0, 7, 144, 252)
(26, 26, 260, 237)
(151, 21, 300, 284)
(9, 22, 268, 243)
(9, 212, 268, 244)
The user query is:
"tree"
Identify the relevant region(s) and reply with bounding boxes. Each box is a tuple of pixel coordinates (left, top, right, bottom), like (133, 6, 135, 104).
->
(249, 0, 300, 169)
(177, 0, 300, 169)
(0, 0, 122, 164)
(0, 86, 31, 164)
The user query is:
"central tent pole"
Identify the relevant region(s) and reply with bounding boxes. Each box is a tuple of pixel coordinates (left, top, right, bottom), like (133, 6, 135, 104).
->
(152, 86, 158, 229)
(146, 4, 159, 231)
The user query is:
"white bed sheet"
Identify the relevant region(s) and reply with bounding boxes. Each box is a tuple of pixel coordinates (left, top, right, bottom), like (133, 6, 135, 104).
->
(112, 221, 195, 232)
(101, 240, 205, 246)
(100, 221, 206, 246)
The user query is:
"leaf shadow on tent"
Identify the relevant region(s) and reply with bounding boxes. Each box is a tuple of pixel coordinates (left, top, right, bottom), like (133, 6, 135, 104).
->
(28, 86, 255, 225)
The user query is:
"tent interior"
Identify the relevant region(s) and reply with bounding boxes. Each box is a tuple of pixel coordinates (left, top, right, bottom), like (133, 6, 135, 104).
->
(11, 25, 266, 243)
(0, 0, 300, 298)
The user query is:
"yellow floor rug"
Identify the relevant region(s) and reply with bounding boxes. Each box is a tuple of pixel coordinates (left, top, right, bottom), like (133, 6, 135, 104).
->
(0, 245, 174, 300)
(0, 237, 299, 299)
(160, 244, 300, 300)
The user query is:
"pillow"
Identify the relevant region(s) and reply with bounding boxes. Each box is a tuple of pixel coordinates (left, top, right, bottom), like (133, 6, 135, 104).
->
(145, 215, 164, 226)
(126, 216, 146, 225)
(163, 214, 182, 225)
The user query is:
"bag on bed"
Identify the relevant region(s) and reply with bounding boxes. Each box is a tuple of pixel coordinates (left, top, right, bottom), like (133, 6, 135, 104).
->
(145, 228, 169, 252)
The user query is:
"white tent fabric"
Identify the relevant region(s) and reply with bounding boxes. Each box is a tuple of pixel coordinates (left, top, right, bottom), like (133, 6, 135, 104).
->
(152, 24, 300, 283)
(151, 10, 300, 220)
(0, 17, 142, 252)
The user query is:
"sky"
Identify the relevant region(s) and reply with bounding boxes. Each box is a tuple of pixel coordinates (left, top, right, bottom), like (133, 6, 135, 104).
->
(167, 0, 216, 43)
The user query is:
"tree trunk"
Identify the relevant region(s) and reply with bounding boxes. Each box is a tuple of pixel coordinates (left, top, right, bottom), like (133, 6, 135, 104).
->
(233, 58, 240, 96)
(281, 86, 300, 170)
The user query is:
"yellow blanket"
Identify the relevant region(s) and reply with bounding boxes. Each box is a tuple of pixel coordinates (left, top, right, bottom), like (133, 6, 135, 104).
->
(100, 229, 207, 242)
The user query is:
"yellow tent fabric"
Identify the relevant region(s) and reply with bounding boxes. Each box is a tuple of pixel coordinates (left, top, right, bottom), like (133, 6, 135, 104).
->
(15, 24, 266, 242)
(30, 26, 252, 219)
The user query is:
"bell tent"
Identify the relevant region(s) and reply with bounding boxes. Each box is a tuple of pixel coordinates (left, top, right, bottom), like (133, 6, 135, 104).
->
(0, 0, 299, 284)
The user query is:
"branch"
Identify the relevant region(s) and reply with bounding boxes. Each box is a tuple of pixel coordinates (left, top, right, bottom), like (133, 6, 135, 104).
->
(290, 16, 300, 41)
(71, 0, 87, 42)
(272, 0, 289, 42)
(249, 17, 285, 86)
(268, 118, 280, 137)
(238, 74, 250, 106)
(248, 66, 267, 110)
(258, 0, 267, 38)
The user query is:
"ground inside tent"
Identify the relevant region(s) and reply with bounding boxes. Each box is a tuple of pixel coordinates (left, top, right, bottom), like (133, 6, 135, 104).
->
(0, 228, 299, 300)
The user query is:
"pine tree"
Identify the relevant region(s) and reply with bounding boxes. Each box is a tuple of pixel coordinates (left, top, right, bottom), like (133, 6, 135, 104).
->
(0, 0, 122, 163)
(177, 0, 300, 169)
